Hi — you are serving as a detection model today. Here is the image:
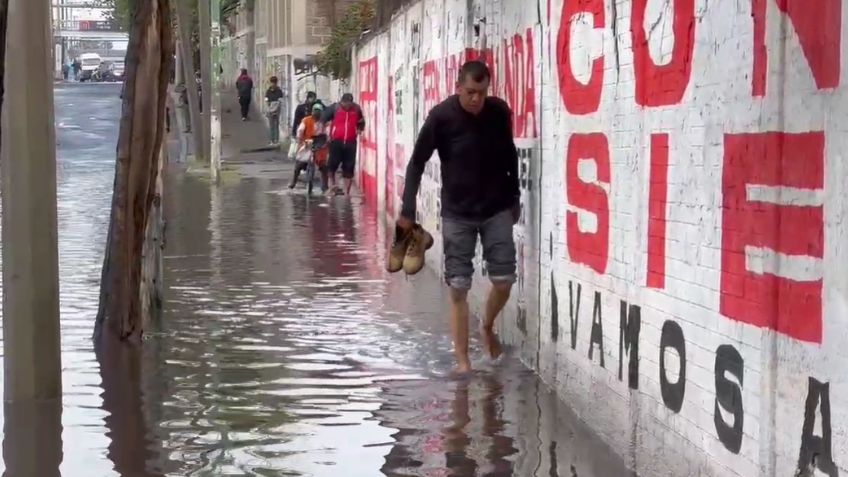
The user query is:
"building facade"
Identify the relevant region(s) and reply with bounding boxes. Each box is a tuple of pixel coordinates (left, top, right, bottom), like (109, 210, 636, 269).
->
(222, 0, 357, 139)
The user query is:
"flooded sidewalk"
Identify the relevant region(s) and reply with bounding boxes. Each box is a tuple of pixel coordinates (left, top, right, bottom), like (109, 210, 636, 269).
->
(138, 96, 633, 476)
(160, 168, 631, 477)
(0, 85, 632, 476)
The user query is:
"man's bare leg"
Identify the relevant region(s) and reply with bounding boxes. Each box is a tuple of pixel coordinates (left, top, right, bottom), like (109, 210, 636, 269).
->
(449, 287, 472, 373)
(328, 171, 337, 193)
(344, 177, 353, 195)
(481, 282, 512, 359)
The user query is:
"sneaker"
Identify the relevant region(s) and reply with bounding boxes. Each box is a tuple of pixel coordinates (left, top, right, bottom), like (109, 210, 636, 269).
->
(402, 225, 434, 275)
(386, 225, 411, 273)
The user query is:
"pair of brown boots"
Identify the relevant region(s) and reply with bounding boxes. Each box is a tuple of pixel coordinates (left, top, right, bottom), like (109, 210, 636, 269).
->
(386, 223, 434, 275)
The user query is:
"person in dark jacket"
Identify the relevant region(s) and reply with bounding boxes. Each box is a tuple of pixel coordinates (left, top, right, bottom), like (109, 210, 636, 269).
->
(321, 93, 365, 195)
(392, 61, 520, 373)
(235, 68, 254, 121)
(265, 76, 284, 145)
(292, 91, 317, 137)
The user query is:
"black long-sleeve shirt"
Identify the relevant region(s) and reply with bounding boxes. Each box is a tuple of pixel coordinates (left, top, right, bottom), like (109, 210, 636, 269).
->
(291, 102, 310, 136)
(401, 95, 520, 221)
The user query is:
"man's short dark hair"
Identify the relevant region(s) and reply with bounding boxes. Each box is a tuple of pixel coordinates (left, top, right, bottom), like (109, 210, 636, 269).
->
(241, 68, 248, 75)
(341, 93, 354, 102)
(458, 60, 491, 83)
(270, 76, 278, 83)
(306, 91, 317, 99)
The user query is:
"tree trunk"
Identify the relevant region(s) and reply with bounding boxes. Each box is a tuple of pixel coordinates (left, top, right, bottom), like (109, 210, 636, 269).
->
(94, 0, 173, 345)
(175, 0, 204, 162)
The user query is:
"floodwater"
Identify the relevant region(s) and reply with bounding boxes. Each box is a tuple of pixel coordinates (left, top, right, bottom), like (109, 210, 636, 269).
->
(0, 83, 632, 476)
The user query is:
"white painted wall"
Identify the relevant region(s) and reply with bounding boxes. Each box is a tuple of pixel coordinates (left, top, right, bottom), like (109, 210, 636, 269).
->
(352, 0, 848, 475)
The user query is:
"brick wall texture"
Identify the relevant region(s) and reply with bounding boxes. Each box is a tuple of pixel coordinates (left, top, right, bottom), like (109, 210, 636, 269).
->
(307, 0, 363, 46)
(349, 0, 848, 476)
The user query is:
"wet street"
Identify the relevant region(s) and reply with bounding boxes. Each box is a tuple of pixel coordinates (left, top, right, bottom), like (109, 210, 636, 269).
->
(0, 83, 631, 476)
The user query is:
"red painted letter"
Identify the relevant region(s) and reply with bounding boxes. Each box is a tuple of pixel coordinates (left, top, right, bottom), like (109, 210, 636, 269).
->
(523, 28, 538, 138)
(752, 0, 841, 96)
(422, 60, 440, 113)
(721, 132, 824, 343)
(631, 0, 695, 107)
(557, 0, 605, 115)
(647, 134, 669, 289)
(567, 133, 610, 274)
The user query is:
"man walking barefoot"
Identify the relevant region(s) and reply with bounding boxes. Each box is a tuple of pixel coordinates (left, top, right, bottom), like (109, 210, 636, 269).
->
(394, 61, 520, 373)
(321, 93, 365, 196)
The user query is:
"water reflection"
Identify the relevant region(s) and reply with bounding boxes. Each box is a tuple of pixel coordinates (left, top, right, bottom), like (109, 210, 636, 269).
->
(154, 167, 631, 476)
(2, 400, 62, 477)
(96, 339, 166, 477)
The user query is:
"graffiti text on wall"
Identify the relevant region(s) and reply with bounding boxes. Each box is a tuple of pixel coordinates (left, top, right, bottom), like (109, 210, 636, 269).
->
(358, 57, 379, 201)
(549, 278, 838, 476)
(555, 0, 836, 344)
(421, 28, 538, 139)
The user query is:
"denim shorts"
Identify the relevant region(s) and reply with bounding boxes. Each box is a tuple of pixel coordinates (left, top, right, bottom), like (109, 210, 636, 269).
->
(442, 209, 517, 290)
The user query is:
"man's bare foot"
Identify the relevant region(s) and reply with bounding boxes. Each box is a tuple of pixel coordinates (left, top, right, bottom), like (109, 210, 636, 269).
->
(481, 326, 503, 360)
(453, 358, 473, 375)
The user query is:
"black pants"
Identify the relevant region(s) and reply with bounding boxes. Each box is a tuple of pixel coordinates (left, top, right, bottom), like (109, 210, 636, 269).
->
(328, 141, 357, 179)
(239, 96, 251, 118)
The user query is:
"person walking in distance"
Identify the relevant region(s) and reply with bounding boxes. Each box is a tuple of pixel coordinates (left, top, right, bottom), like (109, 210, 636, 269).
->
(321, 93, 365, 196)
(236, 68, 254, 121)
(265, 76, 284, 146)
(390, 61, 520, 373)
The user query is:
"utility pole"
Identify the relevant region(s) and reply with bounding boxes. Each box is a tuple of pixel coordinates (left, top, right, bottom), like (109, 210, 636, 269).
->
(2, 0, 62, 404)
(198, 0, 214, 178)
(243, 0, 254, 78)
(210, 0, 221, 180)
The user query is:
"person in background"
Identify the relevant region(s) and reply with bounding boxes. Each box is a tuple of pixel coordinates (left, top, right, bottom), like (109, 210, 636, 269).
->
(321, 93, 365, 196)
(62, 61, 70, 81)
(236, 68, 254, 121)
(391, 61, 520, 374)
(196, 71, 203, 112)
(265, 76, 284, 146)
(289, 103, 329, 191)
(72, 59, 81, 81)
(292, 91, 317, 138)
